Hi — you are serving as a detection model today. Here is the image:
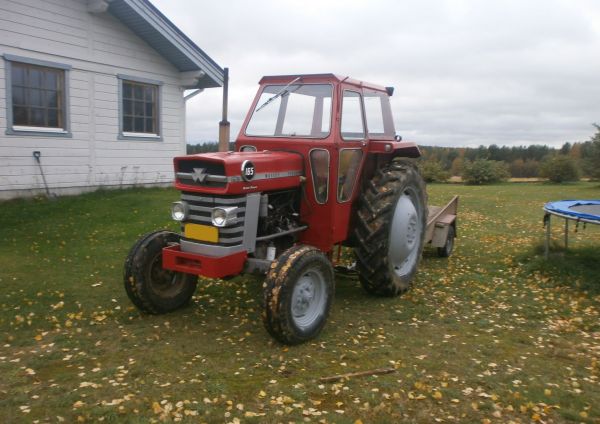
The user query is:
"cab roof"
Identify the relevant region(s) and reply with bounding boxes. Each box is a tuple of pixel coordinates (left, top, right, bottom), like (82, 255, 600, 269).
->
(258, 73, 389, 93)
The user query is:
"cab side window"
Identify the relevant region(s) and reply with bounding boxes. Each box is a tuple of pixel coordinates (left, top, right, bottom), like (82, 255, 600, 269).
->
(340, 91, 365, 140)
(363, 91, 395, 138)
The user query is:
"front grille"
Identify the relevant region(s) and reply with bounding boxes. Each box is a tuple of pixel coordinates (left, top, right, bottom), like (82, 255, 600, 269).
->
(181, 192, 246, 246)
(176, 160, 227, 188)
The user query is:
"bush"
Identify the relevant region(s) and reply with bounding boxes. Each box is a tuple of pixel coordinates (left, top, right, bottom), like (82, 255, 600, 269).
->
(462, 159, 510, 185)
(583, 124, 600, 180)
(539, 155, 580, 183)
(420, 160, 450, 183)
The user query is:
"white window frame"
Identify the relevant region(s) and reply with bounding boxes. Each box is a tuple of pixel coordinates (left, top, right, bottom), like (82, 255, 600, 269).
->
(3, 54, 71, 137)
(117, 74, 162, 141)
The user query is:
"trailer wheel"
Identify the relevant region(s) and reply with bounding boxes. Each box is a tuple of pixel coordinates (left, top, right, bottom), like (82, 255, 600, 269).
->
(437, 225, 455, 258)
(354, 159, 427, 296)
(124, 230, 197, 314)
(263, 245, 334, 345)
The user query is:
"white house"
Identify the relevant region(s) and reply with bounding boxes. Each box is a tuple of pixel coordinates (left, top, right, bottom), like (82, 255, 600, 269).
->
(0, 0, 223, 200)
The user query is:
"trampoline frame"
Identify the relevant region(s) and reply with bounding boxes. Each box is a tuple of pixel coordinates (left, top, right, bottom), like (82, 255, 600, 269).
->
(543, 201, 600, 259)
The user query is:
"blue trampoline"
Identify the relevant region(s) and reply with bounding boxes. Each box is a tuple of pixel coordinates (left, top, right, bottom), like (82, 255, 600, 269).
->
(542, 200, 600, 258)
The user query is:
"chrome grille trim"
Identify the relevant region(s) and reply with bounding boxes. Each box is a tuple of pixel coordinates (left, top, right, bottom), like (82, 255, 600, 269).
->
(177, 170, 303, 185)
(180, 192, 259, 251)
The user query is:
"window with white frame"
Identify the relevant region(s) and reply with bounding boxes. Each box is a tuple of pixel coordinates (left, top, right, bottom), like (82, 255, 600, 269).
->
(118, 75, 161, 139)
(3, 55, 70, 136)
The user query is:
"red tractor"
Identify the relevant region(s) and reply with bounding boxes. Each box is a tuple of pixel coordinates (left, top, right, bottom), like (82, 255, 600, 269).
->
(124, 74, 456, 344)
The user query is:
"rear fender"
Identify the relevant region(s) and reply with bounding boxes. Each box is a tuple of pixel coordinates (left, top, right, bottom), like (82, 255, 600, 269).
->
(368, 140, 421, 158)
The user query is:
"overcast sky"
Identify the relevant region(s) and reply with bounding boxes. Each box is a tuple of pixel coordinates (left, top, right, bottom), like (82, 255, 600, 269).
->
(152, 0, 600, 148)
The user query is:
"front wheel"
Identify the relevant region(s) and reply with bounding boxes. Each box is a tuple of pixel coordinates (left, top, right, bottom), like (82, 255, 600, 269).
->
(262, 245, 334, 345)
(124, 230, 197, 314)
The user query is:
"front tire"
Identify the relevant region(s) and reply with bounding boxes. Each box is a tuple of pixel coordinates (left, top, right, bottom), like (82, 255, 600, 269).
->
(124, 230, 197, 314)
(262, 245, 334, 345)
(354, 159, 427, 296)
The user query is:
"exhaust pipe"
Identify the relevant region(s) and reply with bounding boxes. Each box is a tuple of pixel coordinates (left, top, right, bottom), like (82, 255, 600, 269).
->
(218, 67, 230, 152)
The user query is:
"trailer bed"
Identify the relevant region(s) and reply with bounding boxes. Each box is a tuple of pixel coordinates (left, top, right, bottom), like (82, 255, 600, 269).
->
(425, 195, 459, 256)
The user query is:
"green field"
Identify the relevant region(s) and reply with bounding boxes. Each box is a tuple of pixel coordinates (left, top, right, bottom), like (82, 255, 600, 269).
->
(1, 183, 599, 423)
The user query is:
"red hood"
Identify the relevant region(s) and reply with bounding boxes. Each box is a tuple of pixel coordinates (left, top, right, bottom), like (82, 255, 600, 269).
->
(173, 150, 304, 195)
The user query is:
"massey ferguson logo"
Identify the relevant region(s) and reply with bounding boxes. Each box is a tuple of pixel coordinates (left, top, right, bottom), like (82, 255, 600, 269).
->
(191, 168, 207, 183)
(241, 160, 255, 182)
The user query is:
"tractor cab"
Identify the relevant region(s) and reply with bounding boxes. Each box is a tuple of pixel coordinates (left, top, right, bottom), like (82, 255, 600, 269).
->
(235, 74, 420, 252)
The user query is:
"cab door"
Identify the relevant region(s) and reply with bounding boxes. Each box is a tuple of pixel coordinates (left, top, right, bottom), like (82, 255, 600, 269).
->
(331, 86, 368, 243)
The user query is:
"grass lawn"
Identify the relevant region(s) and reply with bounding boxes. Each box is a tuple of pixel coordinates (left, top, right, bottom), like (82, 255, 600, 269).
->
(1, 182, 600, 423)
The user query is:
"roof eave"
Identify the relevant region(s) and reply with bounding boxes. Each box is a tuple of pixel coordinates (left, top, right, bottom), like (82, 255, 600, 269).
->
(106, 0, 224, 88)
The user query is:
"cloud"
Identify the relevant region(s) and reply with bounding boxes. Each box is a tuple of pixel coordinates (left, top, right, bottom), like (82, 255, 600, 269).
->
(153, 0, 600, 147)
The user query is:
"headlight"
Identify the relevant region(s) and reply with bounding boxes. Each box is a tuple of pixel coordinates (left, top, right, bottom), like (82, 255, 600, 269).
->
(240, 145, 257, 152)
(211, 206, 238, 227)
(171, 201, 188, 221)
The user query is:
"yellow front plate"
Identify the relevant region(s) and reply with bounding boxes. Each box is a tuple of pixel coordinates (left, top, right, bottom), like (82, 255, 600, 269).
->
(184, 223, 219, 243)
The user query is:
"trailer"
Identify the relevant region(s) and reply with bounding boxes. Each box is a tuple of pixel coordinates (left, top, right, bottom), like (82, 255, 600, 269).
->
(426, 195, 459, 257)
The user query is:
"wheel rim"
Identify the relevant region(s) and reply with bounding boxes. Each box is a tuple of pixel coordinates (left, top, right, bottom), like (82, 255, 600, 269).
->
(446, 232, 454, 254)
(388, 188, 423, 277)
(147, 252, 187, 297)
(291, 269, 326, 330)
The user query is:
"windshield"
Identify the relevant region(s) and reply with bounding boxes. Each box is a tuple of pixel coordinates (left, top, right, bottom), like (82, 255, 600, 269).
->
(245, 84, 333, 138)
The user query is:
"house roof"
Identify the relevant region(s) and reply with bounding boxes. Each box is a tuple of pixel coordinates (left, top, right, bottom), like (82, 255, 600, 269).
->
(107, 0, 224, 88)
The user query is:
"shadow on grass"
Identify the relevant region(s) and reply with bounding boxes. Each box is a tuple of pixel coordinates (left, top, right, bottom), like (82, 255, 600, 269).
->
(517, 242, 600, 294)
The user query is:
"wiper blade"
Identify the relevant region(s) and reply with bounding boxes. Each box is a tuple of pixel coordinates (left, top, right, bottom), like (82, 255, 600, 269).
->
(255, 77, 302, 112)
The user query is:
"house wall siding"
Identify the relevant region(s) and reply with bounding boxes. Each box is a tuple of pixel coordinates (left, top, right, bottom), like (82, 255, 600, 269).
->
(0, 0, 189, 199)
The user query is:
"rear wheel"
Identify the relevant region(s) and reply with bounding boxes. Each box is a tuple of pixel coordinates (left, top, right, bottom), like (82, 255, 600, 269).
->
(263, 245, 334, 344)
(124, 230, 197, 314)
(354, 159, 427, 296)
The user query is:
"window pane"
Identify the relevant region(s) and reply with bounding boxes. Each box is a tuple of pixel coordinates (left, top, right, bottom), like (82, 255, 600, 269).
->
(29, 89, 43, 107)
(46, 91, 58, 108)
(29, 68, 43, 88)
(134, 84, 143, 100)
(45, 72, 58, 90)
(12, 66, 25, 86)
(145, 102, 154, 117)
(47, 109, 59, 127)
(123, 99, 132, 115)
(145, 118, 155, 133)
(144, 86, 154, 101)
(246, 84, 333, 137)
(321, 97, 331, 133)
(123, 83, 132, 99)
(338, 149, 363, 201)
(134, 117, 144, 132)
(123, 117, 133, 132)
(13, 106, 28, 125)
(364, 92, 395, 137)
(281, 92, 314, 136)
(30, 108, 45, 126)
(310, 149, 330, 204)
(12, 87, 25, 105)
(341, 91, 365, 140)
(364, 95, 385, 135)
(134, 101, 144, 116)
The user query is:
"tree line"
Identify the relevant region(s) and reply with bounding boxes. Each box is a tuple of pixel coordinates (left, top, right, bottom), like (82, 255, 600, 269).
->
(419, 125, 600, 183)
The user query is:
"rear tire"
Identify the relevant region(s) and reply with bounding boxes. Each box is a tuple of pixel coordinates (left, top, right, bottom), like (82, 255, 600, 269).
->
(263, 245, 334, 345)
(354, 159, 427, 296)
(124, 230, 197, 314)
